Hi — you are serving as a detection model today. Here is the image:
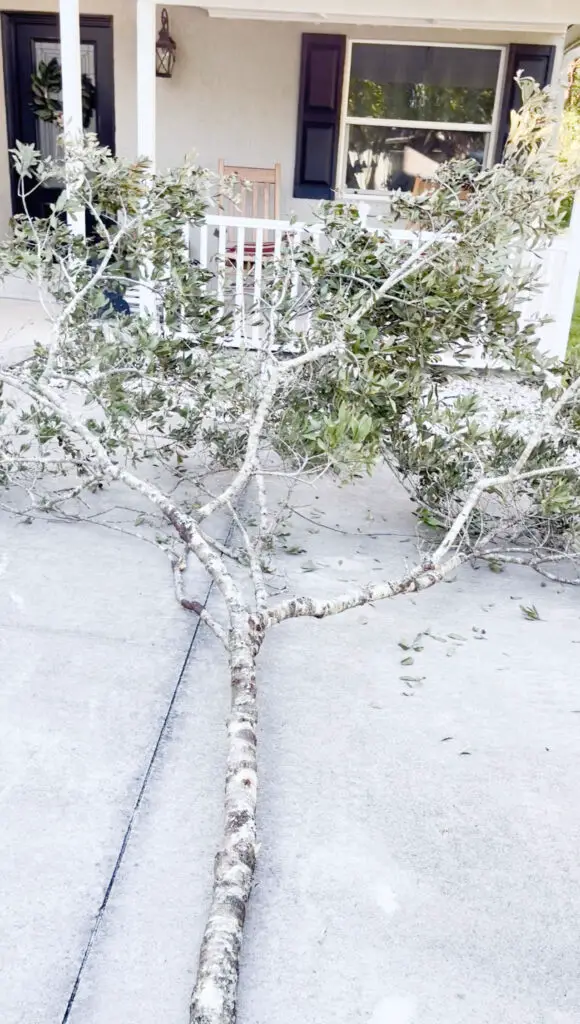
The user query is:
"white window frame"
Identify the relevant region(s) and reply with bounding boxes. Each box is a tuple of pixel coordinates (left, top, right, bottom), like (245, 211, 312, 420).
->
(336, 39, 508, 198)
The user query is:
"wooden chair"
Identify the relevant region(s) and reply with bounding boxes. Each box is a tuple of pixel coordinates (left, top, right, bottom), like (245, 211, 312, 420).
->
(412, 175, 434, 197)
(217, 160, 281, 264)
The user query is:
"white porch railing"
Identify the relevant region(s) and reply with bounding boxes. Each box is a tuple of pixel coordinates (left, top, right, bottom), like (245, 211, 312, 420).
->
(518, 194, 580, 360)
(196, 214, 311, 346)
(192, 212, 425, 348)
(189, 201, 580, 361)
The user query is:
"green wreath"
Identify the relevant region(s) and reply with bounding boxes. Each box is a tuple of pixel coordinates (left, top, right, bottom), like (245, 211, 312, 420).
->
(30, 57, 96, 129)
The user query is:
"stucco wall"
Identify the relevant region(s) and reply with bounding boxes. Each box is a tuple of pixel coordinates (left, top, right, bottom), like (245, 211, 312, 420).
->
(0, 2, 567, 233)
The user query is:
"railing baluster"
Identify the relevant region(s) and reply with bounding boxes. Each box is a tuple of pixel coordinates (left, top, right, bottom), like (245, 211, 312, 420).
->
(269, 228, 284, 345)
(234, 226, 245, 346)
(199, 223, 208, 270)
(217, 224, 226, 304)
(273, 228, 282, 262)
(290, 227, 302, 301)
(253, 227, 264, 347)
(304, 226, 323, 335)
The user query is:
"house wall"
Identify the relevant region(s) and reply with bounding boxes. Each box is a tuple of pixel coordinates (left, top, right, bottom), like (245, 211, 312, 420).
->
(0, 1, 568, 234)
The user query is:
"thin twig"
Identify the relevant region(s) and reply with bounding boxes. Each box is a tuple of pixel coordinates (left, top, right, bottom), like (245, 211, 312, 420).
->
(170, 548, 227, 646)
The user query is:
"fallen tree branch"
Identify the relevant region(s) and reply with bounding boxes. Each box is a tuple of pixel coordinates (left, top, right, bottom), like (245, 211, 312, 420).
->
(171, 549, 228, 646)
(189, 609, 262, 1024)
(479, 549, 580, 584)
(261, 553, 464, 629)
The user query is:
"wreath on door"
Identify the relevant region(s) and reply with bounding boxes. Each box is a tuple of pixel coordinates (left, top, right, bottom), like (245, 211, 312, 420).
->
(30, 57, 96, 129)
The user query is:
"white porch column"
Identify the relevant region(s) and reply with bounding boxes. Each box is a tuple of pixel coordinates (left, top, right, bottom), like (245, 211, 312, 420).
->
(59, 0, 83, 138)
(59, 0, 84, 234)
(136, 0, 158, 316)
(550, 191, 580, 360)
(136, 0, 157, 165)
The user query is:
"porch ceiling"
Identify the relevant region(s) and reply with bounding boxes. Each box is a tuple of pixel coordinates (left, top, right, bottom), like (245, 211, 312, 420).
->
(175, 0, 572, 34)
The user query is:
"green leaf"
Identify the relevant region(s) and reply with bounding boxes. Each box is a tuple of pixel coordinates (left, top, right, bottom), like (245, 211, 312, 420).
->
(418, 508, 444, 529)
(520, 604, 541, 621)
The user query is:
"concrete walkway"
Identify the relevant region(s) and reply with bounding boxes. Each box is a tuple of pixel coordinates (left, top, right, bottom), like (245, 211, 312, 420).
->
(1, 469, 579, 1024)
(0, 293, 53, 367)
(0, 501, 213, 1024)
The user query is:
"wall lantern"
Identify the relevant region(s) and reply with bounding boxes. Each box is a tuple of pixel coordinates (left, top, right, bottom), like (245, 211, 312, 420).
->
(156, 8, 177, 79)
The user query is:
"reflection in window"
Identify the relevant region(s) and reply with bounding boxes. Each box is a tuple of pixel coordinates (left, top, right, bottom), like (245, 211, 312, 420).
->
(342, 43, 502, 193)
(346, 125, 486, 193)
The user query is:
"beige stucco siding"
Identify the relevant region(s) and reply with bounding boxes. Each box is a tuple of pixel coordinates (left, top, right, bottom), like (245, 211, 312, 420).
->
(0, 2, 568, 232)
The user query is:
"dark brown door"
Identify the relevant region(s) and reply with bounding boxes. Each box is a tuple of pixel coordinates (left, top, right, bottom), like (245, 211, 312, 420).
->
(1, 12, 115, 219)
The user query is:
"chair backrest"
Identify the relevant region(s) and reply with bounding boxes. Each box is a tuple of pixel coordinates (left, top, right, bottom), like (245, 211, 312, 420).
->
(218, 160, 281, 221)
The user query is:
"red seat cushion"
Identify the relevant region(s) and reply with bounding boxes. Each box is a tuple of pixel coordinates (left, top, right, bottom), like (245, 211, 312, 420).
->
(225, 241, 277, 258)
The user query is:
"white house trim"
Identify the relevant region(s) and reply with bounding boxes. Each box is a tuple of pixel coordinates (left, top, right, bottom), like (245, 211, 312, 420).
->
(203, 10, 568, 34)
(136, 0, 157, 165)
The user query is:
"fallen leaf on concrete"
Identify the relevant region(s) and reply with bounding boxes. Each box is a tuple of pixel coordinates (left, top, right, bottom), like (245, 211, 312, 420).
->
(400, 675, 425, 687)
(425, 629, 447, 643)
(520, 603, 541, 621)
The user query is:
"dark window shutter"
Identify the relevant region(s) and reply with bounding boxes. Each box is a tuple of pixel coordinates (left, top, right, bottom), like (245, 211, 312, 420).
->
(294, 33, 346, 200)
(494, 44, 555, 162)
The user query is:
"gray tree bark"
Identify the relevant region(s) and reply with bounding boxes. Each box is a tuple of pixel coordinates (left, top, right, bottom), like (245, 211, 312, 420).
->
(190, 617, 263, 1024)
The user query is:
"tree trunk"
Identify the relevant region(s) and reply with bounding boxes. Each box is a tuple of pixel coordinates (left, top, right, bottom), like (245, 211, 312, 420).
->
(190, 619, 260, 1024)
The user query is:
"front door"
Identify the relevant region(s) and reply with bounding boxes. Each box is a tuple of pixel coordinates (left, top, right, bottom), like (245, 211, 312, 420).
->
(1, 13, 115, 219)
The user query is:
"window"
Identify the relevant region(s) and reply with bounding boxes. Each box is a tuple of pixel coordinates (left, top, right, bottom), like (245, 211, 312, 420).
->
(340, 42, 505, 194)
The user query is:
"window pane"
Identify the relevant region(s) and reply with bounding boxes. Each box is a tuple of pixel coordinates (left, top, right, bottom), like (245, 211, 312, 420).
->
(348, 44, 500, 124)
(345, 124, 486, 192)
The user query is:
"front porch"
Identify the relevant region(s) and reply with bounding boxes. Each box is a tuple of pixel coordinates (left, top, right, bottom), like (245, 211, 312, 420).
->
(1, 0, 580, 360)
(0, 0, 576, 234)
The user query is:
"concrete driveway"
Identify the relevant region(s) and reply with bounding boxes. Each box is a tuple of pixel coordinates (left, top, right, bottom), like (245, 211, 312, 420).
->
(1, 469, 579, 1024)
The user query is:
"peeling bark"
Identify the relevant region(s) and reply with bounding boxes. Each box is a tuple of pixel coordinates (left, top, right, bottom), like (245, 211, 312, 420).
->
(190, 617, 262, 1024)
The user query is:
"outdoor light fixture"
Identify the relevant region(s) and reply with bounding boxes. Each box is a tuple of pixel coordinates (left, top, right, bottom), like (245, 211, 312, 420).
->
(156, 8, 177, 79)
